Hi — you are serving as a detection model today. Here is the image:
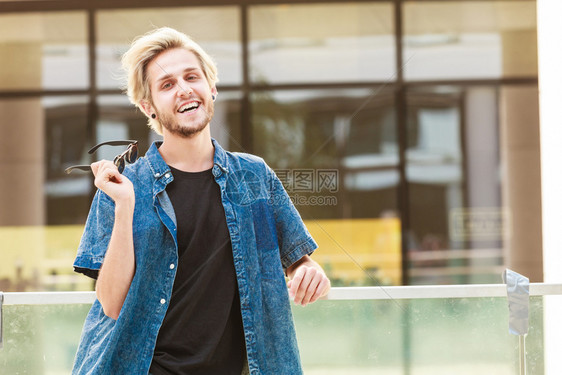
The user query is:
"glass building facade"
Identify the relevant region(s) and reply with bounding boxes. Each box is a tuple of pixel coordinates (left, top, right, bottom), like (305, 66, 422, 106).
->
(0, 0, 541, 291)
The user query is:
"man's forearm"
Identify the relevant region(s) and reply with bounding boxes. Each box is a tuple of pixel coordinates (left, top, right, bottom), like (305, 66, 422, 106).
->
(95, 200, 136, 320)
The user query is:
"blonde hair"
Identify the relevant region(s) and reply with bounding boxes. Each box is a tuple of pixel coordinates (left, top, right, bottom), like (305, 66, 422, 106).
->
(121, 27, 219, 135)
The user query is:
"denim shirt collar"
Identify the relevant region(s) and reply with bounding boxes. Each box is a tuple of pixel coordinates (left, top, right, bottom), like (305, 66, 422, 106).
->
(144, 138, 229, 196)
(211, 138, 229, 174)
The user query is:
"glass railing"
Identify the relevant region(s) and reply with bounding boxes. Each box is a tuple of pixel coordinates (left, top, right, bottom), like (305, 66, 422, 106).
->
(1, 284, 561, 374)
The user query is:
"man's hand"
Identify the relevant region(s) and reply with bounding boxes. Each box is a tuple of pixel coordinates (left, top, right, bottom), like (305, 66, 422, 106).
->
(91, 160, 135, 206)
(286, 255, 331, 306)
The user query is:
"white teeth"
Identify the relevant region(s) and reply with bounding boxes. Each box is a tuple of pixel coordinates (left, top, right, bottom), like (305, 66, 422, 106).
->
(178, 102, 199, 113)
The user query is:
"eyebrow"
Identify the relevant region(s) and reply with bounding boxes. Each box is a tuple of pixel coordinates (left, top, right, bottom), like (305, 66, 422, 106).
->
(154, 67, 200, 84)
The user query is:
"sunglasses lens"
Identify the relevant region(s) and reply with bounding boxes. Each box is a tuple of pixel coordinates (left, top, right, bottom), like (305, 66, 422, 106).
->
(117, 160, 125, 173)
(127, 144, 138, 164)
(114, 155, 125, 173)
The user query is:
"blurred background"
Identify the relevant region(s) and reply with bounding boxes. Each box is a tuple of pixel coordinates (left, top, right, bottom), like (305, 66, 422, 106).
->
(0, 0, 541, 292)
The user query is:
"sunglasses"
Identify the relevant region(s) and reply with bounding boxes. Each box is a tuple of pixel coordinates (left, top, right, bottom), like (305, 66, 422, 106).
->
(65, 140, 138, 175)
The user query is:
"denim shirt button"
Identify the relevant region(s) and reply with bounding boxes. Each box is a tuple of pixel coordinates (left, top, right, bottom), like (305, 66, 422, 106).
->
(165, 173, 171, 179)
(160, 299, 166, 304)
(212, 166, 221, 177)
(169, 264, 175, 270)
(155, 172, 161, 178)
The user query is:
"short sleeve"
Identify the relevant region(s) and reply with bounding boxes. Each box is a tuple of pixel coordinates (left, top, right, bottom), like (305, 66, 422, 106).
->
(73, 189, 115, 279)
(266, 166, 318, 269)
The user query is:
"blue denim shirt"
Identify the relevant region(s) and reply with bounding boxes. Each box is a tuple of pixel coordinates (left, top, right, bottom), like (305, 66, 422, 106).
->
(72, 139, 317, 375)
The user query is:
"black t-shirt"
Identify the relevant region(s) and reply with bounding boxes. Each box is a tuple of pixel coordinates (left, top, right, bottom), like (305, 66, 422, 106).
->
(149, 166, 246, 375)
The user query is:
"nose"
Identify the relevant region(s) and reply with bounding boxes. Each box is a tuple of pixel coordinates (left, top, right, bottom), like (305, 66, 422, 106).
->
(176, 80, 193, 98)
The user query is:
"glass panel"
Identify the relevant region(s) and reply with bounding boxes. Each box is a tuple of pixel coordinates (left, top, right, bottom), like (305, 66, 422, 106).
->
(406, 86, 468, 284)
(295, 296, 546, 373)
(0, 304, 91, 374)
(252, 88, 401, 286)
(0, 96, 91, 293)
(0, 12, 88, 90)
(403, 1, 538, 80)
(405, 86, 512, 285)
(0, 295, 550, 373)
(44, 96, 91, 226)
(249, 3, 395, 84)
(96, 7, 242, 89)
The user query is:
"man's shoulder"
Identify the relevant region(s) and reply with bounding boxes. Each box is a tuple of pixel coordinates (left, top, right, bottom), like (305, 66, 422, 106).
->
(225, 151, 270, 171)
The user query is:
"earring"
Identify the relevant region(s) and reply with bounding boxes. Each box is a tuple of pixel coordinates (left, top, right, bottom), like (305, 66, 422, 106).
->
(151, 113, 156, 119)
(212, 95, 216, 101)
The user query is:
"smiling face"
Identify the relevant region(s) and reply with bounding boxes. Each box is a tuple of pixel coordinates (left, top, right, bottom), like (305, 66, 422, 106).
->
(143, 48, 217, 139)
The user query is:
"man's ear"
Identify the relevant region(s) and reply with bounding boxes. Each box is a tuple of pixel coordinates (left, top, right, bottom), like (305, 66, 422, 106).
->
(140, 99, 154, 118)
(210, 86, 218, 101)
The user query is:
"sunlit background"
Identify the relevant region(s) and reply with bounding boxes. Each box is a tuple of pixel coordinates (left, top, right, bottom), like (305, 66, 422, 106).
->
(1, 1, 557, 374)
(0, 0, 540, 292)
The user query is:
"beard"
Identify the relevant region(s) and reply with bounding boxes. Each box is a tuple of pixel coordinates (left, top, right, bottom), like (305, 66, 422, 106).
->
(156, 100, 214, 138)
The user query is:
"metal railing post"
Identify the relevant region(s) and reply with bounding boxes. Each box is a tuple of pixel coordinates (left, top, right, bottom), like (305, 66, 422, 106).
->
(0, 291, 3, 350)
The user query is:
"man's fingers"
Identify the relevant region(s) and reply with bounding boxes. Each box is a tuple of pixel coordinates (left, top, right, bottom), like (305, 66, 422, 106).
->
(308, 277, 331, 304)
(92, 160, 113, 178)
(90, 160, 103, 176)
(89, 159, 135, 206)
(289, 268, 304, 299)
(93, 161, 122, 189)
(288, 266, 331, 306)
(319, 277, 331, 296)
(286, 255, 331, 306)
(299, 272, 321, 306)
(293, 267, 317, 305)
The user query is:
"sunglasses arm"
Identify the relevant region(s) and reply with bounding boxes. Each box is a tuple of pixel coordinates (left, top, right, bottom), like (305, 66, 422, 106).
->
(88, 140, 137, 154)
(64, 165, 92, 174)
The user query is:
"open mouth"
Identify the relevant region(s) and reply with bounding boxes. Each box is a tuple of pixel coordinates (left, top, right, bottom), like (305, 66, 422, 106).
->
(178, 101, 200, 114)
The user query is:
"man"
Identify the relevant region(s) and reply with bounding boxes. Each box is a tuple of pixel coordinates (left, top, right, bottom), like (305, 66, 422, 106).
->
(72, 27, 330, 375)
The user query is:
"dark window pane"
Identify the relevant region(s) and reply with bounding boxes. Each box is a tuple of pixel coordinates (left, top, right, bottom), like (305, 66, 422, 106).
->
(404, 85, 533, 285)
(45, 96, 91, 225)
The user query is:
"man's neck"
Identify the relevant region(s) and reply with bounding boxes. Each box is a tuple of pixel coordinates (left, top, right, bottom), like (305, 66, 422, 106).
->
(158, 128, 215, 172)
